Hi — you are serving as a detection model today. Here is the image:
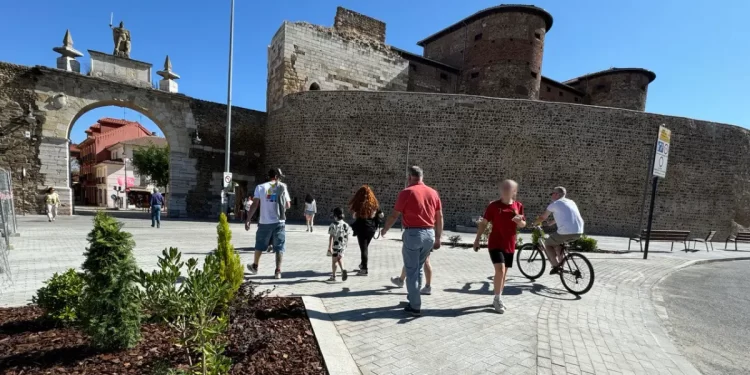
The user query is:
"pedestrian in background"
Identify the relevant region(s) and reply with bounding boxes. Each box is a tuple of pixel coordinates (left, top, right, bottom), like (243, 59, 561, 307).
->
(44, 187, 60, 222)
(150, 188, 165, 228)
(349, 185, 382, 276)
(381, 166, 443, 316)
(304, 193, 317, 232)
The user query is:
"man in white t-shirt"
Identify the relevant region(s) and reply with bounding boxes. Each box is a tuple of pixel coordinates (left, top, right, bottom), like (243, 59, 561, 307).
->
(245, 168, 291, 279)
(534, 186, 584, 274)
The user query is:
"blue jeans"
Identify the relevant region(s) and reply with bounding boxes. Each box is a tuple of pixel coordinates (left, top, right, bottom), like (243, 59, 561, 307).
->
(255, 223, 286, 253)
(151, 205, 161, 227)
(402, 228, 435, 310)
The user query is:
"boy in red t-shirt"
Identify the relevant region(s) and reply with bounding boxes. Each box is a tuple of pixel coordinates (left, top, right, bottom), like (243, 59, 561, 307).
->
(473, 180, 526, 314)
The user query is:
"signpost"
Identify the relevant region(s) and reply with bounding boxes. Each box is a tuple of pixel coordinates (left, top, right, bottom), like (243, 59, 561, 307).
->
(223, 172, 233, 188)
(644, 125, 671, 259)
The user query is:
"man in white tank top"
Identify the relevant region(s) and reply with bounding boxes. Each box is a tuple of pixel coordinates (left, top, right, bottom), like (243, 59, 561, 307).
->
(534, 186, 584, 274)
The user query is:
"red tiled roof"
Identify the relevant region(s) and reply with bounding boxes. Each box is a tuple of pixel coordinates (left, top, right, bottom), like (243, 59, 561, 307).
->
(98, 117, 137, 126)
(69, 144, 80, 152)
(114, 136, 167, 148)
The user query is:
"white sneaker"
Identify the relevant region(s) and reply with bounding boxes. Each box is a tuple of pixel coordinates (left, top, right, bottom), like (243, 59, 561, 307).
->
(493, 297, 506, 314)
(274, 271, 282, 279)
(420, 285, 432, 295)
(391, 277, 405, 288)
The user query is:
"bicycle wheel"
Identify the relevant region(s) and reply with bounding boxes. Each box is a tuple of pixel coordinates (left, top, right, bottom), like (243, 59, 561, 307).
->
(516, 243, 546, 280)
(559, 252, 595, 295)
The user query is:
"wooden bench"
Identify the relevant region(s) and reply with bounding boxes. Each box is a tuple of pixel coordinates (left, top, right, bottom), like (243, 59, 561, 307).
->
(725, 232, 750, 251)
(628, 230, 690, 252)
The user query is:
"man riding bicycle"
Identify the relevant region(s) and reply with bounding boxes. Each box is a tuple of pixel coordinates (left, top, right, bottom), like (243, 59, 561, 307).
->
(533, 186, 584, 275)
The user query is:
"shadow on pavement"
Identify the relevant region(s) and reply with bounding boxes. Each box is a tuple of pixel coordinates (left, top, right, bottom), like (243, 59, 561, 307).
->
(306, 301, 493, 324)
(444, 280, 580, 301)
(290, 286, 407, 299)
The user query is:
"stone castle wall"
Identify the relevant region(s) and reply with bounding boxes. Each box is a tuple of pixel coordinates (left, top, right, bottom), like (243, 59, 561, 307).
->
(0, 63, 45, 214)
(265, 21, 408, 111)
(266, 90, 750, 238)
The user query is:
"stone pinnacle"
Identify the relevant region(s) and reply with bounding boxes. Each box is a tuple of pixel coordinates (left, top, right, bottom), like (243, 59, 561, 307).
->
(53, 29, 83, 58)
(157, 55, 180, 80)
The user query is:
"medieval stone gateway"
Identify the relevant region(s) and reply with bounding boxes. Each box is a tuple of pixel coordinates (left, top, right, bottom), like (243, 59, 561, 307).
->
(0, 62, 265, 218)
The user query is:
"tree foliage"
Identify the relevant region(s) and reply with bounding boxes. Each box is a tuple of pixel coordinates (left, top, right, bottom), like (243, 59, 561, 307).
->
(216, 213, 243, 306)
(79, 212, 142, 350)
(132, 143, 170, 188)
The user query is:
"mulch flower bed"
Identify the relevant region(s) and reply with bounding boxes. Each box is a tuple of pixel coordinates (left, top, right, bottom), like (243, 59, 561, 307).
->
(0, 295, 327, 375)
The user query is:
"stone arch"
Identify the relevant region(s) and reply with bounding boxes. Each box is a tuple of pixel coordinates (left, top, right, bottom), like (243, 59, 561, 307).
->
(309, 82, 321, 91)
(66, 101, 176, 211)
(34, 79, 198, 217)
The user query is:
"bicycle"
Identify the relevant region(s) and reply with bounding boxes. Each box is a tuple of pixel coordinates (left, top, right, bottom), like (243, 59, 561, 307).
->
(515, 226, 595, 295)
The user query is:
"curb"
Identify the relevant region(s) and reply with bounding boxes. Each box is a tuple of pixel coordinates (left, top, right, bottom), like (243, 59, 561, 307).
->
(302, 296, 361, 375)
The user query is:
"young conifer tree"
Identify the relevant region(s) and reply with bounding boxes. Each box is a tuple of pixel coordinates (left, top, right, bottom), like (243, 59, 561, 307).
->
(216, 213, 243, 305)
(80, 212, 142, 349)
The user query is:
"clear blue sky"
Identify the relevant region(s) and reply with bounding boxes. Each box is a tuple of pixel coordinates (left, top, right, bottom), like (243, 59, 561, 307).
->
(1, 0, 747, 143)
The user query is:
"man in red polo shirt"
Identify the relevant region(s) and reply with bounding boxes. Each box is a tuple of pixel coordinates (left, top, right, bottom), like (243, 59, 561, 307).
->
(381, 166, 443, 316)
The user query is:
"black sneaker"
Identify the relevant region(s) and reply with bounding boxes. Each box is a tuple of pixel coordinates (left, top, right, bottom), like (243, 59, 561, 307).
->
(246, 264, 258, 275)
(356, 269, 368, 276)
(550, 266, 561, 275)
(404, 304, 422, 316)
(342, 269, 348, 281)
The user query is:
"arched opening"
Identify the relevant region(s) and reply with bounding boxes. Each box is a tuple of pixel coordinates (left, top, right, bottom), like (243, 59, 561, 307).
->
(309, 82, 321, 91)
(67, 103, 171, 215)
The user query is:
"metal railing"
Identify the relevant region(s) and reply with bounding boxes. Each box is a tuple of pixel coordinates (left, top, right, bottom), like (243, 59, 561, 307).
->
(0, 167, 17, 285)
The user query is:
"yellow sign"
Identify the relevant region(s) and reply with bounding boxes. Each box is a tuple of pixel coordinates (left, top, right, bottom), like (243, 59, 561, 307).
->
(659, 127, 671, 143)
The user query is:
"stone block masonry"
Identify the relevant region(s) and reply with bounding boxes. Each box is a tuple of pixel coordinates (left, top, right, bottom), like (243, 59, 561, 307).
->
(333, 6, 386, 43)
(266, 21, 409, 111)
(0, 63, 46, 214)
(267, 90, 750, 239)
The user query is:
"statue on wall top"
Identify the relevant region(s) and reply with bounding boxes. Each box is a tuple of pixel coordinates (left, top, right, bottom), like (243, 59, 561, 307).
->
(110, 20, 131, 58)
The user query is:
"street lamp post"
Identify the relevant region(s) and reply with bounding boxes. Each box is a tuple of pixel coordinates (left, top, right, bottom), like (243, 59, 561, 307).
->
(221, 0, 235, 216)
(123, 157, 129, 209)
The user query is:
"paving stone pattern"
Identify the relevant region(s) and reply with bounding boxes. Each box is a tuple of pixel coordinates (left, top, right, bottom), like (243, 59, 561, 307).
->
(6, 216, 748, 374)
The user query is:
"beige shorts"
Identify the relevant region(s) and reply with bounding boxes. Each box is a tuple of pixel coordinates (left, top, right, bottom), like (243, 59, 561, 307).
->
(546, 232, 582, 246)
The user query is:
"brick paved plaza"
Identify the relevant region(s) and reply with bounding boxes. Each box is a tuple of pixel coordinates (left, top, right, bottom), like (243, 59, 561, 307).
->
(3, 215, 749, 374)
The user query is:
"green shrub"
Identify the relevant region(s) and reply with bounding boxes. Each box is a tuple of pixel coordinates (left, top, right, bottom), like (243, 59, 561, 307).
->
(480, 222, 492, 245)
(531, 226, 544, 246)
(138, 247, 186, 322)
(138, 246, 232, 374)
(571, 235, 598, 252)
(79, 212, 142, 350)
(216, 213, 243, 306)
(170, 254, 232, 375)
(32, 268, 84, 326)
(448, 235, 462, 247)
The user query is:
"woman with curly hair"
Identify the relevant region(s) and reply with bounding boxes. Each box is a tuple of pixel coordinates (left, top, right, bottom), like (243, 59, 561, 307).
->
(349, 185, 383, 276)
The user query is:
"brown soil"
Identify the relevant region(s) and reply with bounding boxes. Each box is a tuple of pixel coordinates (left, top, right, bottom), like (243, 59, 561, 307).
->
(0, 292, 327, 375)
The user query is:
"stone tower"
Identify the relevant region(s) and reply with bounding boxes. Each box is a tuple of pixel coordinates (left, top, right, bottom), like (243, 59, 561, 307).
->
(417, 5, 553, 99)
